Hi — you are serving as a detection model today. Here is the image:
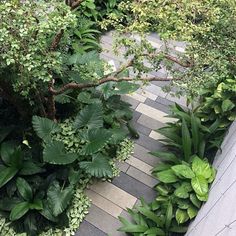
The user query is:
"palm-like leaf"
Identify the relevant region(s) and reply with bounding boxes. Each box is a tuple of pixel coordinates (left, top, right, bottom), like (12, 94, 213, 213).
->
(32, 116, 60, 140)
(80, 129, 112, 155)
(80, 153, 113, 178)
(43, 141, 77, 165)
(47, 181, 74, 217)
(74, 103, 103, 130)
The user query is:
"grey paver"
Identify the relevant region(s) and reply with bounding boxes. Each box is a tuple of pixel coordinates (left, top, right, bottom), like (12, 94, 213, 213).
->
(127, 166, 158, 188)
(116, 161, 130, 173)
(75, 220, 107, 236)
(135, 132, 164, 152)
(133, 143, 161, 167)
(121, 95, 140, 109)
(145, 98, 171, 114)
(85, 205, 126, 236)
(137, 114, 165, 130)
(155, 96, 175, 107)
(133, 121, 152, 136)
(132, 110, 142, 122)
(112, 172, 157, 203)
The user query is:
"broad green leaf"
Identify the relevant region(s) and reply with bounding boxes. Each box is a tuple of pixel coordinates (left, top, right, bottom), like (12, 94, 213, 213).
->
(191, 113, 199, 153)
(192, 156, 212, 179)
(118, 224, 148, 233)
(165, 202, 173, 229)
(156, 169, 178, 183)
(155, 185, 169, 196)
(0, 142, 15, 165)
(208, 168, 216, 183)
(177, 199, 190, 209)
(0, 144, 23, 168)
(29, 199, 43, 210)
(169, 225, 188, 233)
(182, 118, 192, 162)
(19, 161, 45, 175)
(171, 165, 195, 179)
(152, 163, 172, 173)
(74, 103, 103, 130)
(0, 167, 18, 188)
(144, 227, 165, 235)
(47, 181, 74, 217)
(190, 194, 201, 208)
(149, 151, 180, 164)
(174, 182, 192, 199)
(16, 177, 33, 201)
(43, 141, 77, 165)
(10, 202, 30, 221)
(0, 198, 21, 211)
(191, 176, 208, 196)
(32, 116, 59, 140)
(80, 129, 112, 155)
(198, 138, 206, 158)
(137, 206, 164, 226)
(187, 206, 198, 219)
(222, 99, 235, 112)
(196, 193, 208, 201)
(109, 128, 128, 144)
(80, 153, 113, 178)
(0, 126, 13, 143)
(157, 127, 181, 144)
(40, 201, 58, 223)
(175, 209, 189, 224)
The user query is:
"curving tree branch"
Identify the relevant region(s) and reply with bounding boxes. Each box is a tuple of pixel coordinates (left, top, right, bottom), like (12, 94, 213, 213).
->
(49, 75, 179, 95)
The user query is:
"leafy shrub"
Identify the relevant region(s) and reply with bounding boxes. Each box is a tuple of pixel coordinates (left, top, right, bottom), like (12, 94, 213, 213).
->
(118, 108, 218, 236)
(156, 104, 225, 161)
(198, 78, 236, 128)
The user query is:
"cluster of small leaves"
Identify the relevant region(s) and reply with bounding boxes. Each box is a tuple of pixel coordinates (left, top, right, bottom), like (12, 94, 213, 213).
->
(0, 0, 77, 96)
(52, 119, 82, 153)
(116, 138, 134, 162)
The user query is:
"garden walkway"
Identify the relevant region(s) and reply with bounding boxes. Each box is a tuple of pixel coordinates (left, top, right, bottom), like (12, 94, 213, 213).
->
(76, 32, 187, 236)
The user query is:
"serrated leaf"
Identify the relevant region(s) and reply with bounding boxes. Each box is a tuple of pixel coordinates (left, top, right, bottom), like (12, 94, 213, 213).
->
(32, 116, 59, 140)
(47, 181, 73, 217)
(43, 141, 77, 165)
(74, 103, 103, 130)
(80, 129, 112, 155)
(80, 153, 113, 178)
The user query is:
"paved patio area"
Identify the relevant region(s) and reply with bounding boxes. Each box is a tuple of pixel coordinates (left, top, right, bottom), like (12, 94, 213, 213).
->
(76, 32, 187, 236)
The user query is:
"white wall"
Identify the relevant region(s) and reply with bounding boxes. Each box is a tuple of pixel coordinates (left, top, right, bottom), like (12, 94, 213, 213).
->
(186, 121, 236, 236)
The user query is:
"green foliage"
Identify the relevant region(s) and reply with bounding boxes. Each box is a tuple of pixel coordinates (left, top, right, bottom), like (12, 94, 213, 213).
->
(198, 78, 236, 128)
(157, 104, 224, 161)
(119, 108, 217, 236)
(80, 153, 113, 178)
